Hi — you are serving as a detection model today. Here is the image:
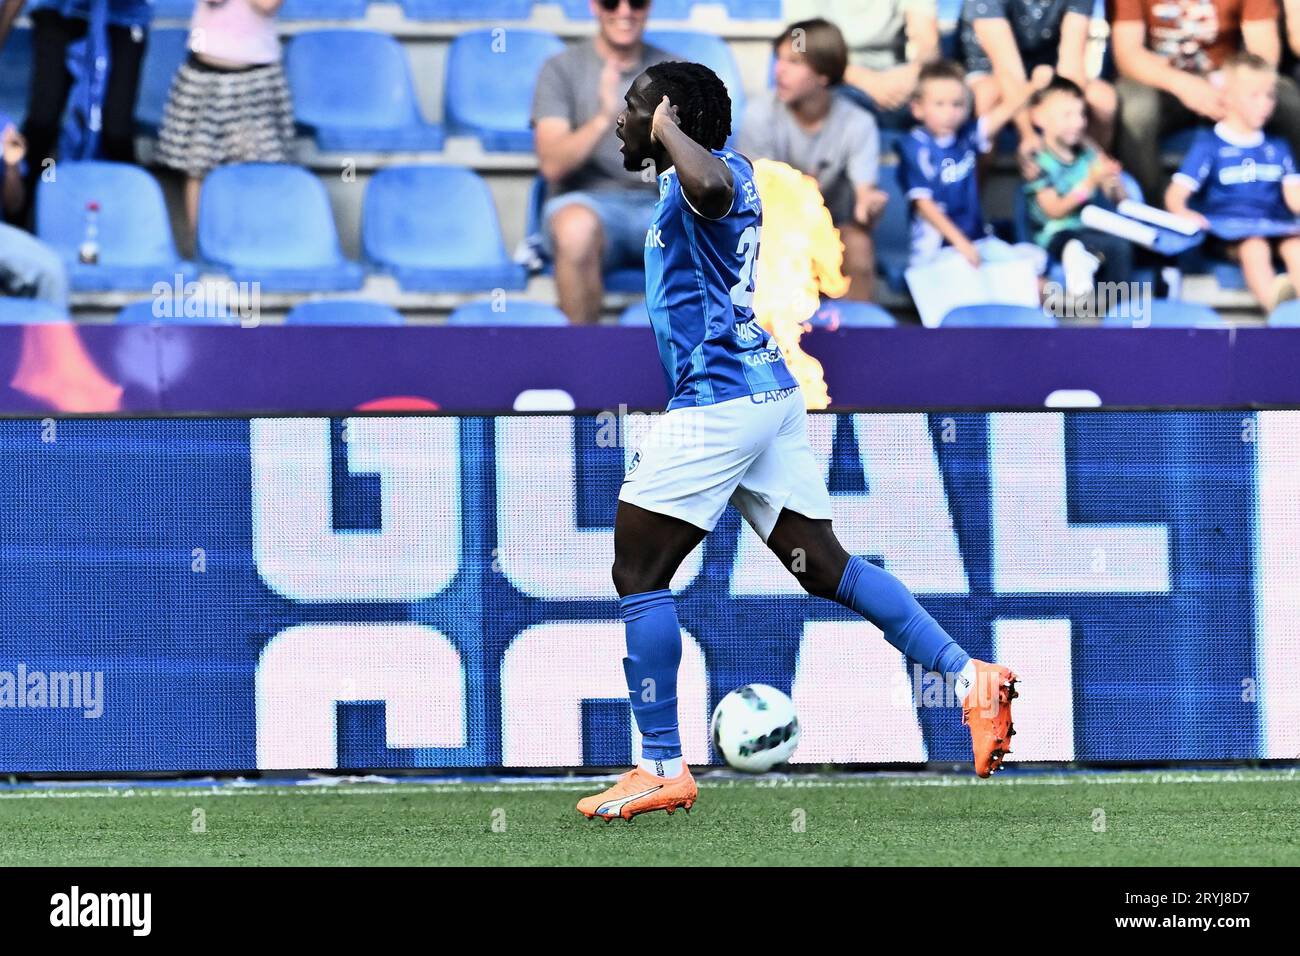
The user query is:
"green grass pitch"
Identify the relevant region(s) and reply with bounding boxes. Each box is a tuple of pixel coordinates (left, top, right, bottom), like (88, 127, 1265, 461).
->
(2, 770, 1297, 866)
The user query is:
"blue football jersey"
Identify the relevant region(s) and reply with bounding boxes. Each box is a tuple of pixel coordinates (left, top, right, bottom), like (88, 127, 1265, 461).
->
(897, 118, 989, 259)
(644, 149, 796, 411)
(1173, 124, 1300, 223)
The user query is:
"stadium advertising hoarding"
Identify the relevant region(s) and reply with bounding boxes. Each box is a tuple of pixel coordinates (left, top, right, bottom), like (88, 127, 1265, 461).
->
(5, 324, 1300, 412)
(0, 410, 1296, 773)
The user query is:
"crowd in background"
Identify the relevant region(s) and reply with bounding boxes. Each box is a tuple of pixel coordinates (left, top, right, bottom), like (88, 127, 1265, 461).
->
(5, 0, 1300, 321)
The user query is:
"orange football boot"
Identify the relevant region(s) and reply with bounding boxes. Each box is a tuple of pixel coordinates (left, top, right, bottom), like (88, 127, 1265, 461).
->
(961, 660, 1019, 778)
(577, 765, 698, 822)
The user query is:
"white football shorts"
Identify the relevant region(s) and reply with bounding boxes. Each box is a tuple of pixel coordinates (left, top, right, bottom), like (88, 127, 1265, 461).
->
(618, 386, 833, 541)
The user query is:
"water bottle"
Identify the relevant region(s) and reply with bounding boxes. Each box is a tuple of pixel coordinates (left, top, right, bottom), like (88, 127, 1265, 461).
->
(78, 201, 100, 265)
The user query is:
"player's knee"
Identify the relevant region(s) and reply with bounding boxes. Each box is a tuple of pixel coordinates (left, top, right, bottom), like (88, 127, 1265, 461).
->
(549, 205, 603, 262)
(611, 557, 652, 599)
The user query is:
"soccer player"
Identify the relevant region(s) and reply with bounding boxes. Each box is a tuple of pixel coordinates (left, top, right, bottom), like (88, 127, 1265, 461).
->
(577, 62, 1019, 823)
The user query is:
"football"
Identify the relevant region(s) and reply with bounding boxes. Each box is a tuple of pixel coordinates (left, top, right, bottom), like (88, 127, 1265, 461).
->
(710, 683, 801, 772)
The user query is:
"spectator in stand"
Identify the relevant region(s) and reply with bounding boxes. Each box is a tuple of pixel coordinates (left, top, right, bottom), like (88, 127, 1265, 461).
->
(1166, 53, 1300, 311)
(155, 0, 294, 237)
(1023, 76, 1133, 298)
(531, 0, 672, 325)
(899, 59, 1053, 267)
(0, 0, 152, 226)
(740, 19, 888, 301)
(785, 0, 940, 128)
(0, 114, 68, 307)
(1112, 0, 1300, 205)
(961, 0, 1117, 171)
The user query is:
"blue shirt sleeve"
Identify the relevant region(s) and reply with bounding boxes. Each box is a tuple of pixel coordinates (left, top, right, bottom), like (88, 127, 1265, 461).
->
(896, 134, 935, 199)
(1174, 131, 1216, 193)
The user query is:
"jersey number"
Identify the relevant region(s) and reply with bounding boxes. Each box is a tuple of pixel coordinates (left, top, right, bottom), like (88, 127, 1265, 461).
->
(728, 225, 759, 309)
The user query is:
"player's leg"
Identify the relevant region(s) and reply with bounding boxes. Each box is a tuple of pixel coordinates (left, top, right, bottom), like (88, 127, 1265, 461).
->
(763, 509, 974, 690)
(611, 498, 706, 771)
(762, 508, 1018, 777)
(579, 398, 780, 819)
(730, 394, 1017, 776)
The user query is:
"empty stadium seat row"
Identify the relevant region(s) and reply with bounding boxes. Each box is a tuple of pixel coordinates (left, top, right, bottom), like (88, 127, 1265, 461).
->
(36, 161, 522, 293)
(126, 27, 747, 154)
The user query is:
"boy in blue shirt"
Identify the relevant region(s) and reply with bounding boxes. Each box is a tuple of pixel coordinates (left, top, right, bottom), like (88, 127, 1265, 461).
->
(1166, 53, 1300, 312)
(898, 58, 1053, 267)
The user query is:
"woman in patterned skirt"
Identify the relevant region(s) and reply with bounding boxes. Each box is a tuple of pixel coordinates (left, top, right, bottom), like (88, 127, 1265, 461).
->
(155, 0, 294, 236)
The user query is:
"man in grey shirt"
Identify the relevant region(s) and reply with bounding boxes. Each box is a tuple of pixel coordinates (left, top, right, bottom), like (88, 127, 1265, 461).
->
(531, 0, 672, 324)
(740, 18, 887, 301)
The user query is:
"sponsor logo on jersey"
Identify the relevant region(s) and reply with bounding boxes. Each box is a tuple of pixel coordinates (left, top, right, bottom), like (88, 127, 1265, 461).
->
(749, 385, 799, 404)
(734, 318, 764, 343)
(1219, 158, 1285, 185)
(644, 226, 665, 249)
(939, 151, 976, 184)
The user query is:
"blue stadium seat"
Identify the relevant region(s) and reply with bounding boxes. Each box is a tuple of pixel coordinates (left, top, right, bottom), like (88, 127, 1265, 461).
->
(878, 162, 911, 291)
(724, 0, 780, 17)
(644, 30, 746, 139)
(285, 299, 404, 326)
(445, 29, 564, 152)
(1102, 298, 1225, 328)
(402, 0, 531, 16)
(135, 28, 190, 134)
(810, 300, 897, 328)
(937, 0, 963, 20)
(1268, 300, 1300, 326)
(0, 27, 31, 124)
(563, 0, 693, 15)
(286, 31, 443, 151)
(36, 161, 197, 291)
(941, 304, 1056, 327)
(362, 165, 526, 292)
(447, 299, 569, 326)
(147, 0, 196, 17)
(278, 0, 370, 18)
(619, 300, 651, 325)
(198, 163, 364, 291)
(115, 298, 239, 325)
(0, 298, 68, 324)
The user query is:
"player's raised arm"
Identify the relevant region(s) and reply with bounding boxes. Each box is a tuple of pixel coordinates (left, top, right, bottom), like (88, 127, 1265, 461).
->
(651, 95, 734, 220)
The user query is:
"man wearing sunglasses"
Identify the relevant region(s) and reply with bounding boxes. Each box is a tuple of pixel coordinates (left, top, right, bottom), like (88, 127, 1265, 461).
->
(531, 0, 672, 324)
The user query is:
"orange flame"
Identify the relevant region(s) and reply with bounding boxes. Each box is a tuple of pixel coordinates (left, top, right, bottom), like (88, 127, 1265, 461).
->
(750, 159, 848, 410)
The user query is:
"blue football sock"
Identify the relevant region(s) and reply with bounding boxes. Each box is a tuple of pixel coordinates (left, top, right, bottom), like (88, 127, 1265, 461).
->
(834, 556, 970, 677)
(620, 589, 683, 761)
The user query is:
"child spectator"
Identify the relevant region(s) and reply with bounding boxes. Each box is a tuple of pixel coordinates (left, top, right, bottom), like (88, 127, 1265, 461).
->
(1166, 53, 1300, 311)
(899, 59, 1053, 267)
(785, 0, 941, 128)
(962, 0, 1117, 171)
(155, 0, 295, 237)
(740, 18, 888, 300)
(1024, 76, 1134, 296)
(0, 114, 68, 307)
